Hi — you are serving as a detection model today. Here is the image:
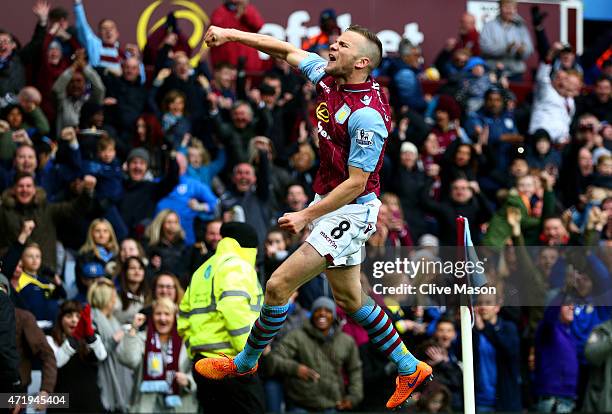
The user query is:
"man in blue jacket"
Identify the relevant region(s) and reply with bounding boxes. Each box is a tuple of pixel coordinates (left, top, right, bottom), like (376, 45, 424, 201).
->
(381, 39, 428, 113)
(156, 152, 218, 245)
(534, 305, 578, 412)
(473, 295, 522, 412)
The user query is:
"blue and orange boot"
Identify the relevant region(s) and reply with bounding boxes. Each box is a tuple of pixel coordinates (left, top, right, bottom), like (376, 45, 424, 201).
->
(386, 361, 433, 409)
(194, 354, 257, 380)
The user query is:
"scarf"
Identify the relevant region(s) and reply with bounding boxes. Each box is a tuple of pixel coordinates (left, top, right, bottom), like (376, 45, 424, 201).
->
(162, 113, 181, 132)
(140, 319, 183, 408)
(96, 245, 115, 263)
(15, 272, 55, 296)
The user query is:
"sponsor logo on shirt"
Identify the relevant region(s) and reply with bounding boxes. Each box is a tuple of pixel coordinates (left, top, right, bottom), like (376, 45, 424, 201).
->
(316, 102, 329, 122)
(355, 129, 375, 147)
(319, 80, 330, 94)
(314, 64, 326, 78)
(319, 231, 338, 249)
(334, 103, 352, 124)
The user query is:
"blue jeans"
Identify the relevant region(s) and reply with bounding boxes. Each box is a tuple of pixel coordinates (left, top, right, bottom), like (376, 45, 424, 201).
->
(264, 378, 284, 413)
(537, 396, 576, 413)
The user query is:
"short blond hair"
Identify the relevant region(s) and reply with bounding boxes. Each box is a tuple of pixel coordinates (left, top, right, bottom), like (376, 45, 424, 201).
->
(152, 297, 178, 315)
(87, 278, 116, 310)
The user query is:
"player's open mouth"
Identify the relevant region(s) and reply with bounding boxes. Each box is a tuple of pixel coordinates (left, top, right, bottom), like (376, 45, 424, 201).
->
(329, 54, 336, 61)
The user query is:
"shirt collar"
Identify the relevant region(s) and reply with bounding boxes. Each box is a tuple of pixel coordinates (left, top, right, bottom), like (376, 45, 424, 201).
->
(339, 79, 371, 93)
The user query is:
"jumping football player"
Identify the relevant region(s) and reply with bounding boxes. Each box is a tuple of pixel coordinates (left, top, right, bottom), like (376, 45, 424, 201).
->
(196, 24, 432, 409)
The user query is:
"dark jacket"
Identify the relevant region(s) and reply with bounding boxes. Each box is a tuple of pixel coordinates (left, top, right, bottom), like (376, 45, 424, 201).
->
(146, 238, 191, 286)
(473, 316, 522, 411)
(534, 306, 579, 399)
(584, 320, 612, 412)
(0, 187, 94, 270)
(393, 165, 428, 240)
(0, 291, 20, 391)
(264, 320, 363, 411)
(0, 53, 25, 96)
(103, 75, 149, 141)
(15, 308, 57, 393)
(420, 178, 493, 245)
(119, 159, 179, 237)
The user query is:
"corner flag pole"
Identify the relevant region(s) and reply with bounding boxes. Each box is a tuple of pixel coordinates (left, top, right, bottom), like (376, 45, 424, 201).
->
(457, 216, 476, 414)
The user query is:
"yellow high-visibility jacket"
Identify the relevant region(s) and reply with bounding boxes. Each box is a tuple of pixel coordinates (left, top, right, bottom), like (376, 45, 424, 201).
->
(178, 237, 263, 359)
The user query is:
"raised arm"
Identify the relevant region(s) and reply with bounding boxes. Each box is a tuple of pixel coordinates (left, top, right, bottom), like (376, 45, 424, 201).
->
(205, 26, 309, 68)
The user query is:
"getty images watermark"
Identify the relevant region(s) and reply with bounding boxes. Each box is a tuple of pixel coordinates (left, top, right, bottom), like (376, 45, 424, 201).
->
(369, 256, 495, 296)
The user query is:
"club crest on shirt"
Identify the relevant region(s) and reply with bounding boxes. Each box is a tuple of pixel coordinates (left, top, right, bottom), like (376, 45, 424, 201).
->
(177, 184, 188, 195)
(355, 129, 374, 147)
(316, 102, 329, 122)
(334, 103, 352, 124)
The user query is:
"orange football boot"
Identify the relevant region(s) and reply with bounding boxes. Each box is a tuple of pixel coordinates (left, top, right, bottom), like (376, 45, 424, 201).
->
(386, 361, 433, 409)
(195, 354, 258, 380)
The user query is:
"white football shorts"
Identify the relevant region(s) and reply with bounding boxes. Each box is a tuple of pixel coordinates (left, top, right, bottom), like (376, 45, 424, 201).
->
(305, 192, 380, 267)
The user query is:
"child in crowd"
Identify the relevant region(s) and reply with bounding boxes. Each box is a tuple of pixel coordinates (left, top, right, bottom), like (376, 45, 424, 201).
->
(15, 242, 65, 323)
(162, 90, 191, 147)
(81, 136, 128, 239)
(181, 138, 226, 189)
(458, 56, 495, 113)
(484, 174, 547, 248)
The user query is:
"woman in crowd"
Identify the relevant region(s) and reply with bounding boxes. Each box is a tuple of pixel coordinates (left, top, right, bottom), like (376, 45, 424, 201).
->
(114, 237, 149, 280)
(380, 192, 414, 247)
(133, 114, 166, 177)
(46, 301, 107, 413)
(88, 278, 133, 412)
(114, 256, 149, 325)
(76, 218, 119, 288)
(145, 209, 190, 286)
(117, 297, 197, 412)
(141, 272, 184, 320)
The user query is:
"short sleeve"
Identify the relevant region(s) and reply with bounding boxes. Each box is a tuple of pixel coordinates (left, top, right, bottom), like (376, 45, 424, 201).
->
(298, 53, 328, 84)
(347, 107, 388, 172)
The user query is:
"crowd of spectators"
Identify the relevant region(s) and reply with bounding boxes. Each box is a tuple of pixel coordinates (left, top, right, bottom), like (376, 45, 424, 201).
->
(0, 0, 611, 412)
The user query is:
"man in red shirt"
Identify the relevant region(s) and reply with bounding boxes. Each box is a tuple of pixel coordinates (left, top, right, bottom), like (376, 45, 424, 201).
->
(195, 23, 433, 410)
(208, 0, 264, 72)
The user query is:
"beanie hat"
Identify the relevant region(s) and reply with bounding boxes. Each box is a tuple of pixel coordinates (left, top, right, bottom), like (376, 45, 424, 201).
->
(127, 147, 151, 165)
(311, 296, 337, 320)
(220, 222, 259, 248)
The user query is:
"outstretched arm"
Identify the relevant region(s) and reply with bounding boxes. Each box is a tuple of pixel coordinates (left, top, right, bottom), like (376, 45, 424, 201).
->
(205, 26, 309, 68)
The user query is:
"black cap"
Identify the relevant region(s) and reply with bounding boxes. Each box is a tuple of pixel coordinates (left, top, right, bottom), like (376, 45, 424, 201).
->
(220, 222, 259, 248)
